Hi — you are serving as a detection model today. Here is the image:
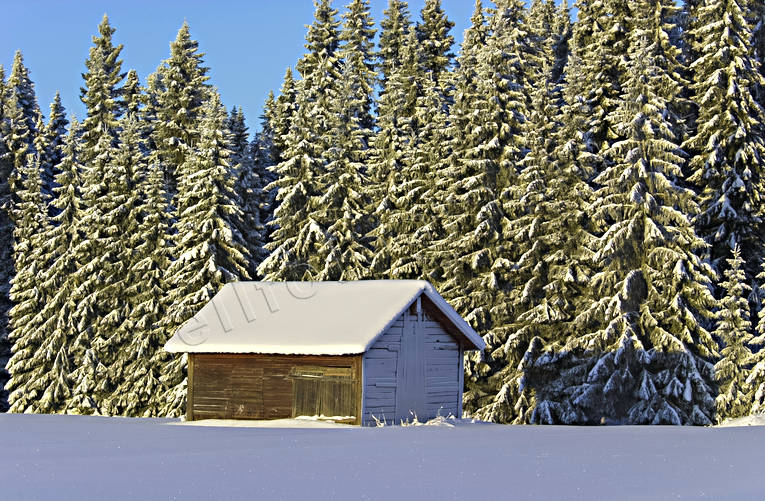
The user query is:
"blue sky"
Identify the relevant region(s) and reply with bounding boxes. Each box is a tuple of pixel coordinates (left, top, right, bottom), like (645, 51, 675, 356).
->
(0, 1, 475, 135)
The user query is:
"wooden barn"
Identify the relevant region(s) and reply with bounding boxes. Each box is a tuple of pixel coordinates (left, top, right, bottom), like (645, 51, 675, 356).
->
(164, 280, 485, 425)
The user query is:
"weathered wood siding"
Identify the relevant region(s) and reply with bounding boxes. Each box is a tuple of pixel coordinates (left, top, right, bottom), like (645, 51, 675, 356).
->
(361, 300, 463, 425)
(189, 353, 362, 424)
(422, 312, 461, 418)
(361, 315, 403, 424)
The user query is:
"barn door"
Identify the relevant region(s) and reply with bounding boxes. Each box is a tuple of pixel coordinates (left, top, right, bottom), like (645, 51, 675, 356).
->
(289, 366, 357, 421)
(395, 302, 426, 422)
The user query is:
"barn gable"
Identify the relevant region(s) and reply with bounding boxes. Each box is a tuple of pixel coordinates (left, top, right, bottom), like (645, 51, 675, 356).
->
(361, 292, 470, 424)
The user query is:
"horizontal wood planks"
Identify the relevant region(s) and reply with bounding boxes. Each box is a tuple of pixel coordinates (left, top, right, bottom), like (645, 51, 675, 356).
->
(422, 313, 460, 418)
(361, 306, 464, 425)
(189, 353, 361, 422)
(292, 379, 355, 418)
(187, 354, 195, 421)
(421, 295, 470, 347)
(362, 317, 403, 425)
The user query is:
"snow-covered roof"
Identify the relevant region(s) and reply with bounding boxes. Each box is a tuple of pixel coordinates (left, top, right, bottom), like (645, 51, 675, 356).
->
(164, 280, 485, 355)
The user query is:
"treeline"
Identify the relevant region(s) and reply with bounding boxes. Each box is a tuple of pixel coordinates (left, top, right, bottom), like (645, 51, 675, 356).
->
(0, 19, 260, 416)
(1, 0, 764, 425)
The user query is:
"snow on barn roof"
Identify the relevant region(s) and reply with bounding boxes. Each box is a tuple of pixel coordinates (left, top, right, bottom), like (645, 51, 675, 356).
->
(164, 280, 485, 355)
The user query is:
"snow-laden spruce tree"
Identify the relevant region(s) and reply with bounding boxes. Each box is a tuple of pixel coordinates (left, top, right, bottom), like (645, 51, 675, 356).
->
(526, 0, 556, 80)
(4, 88, 35, 202)
(58, 15, 128, 414)
(457, 0, 533, 417)
(366, 29, 422, 279)
(426, 0, 487, 292)
(340, 0, 376, 134)
(474, 11, 577, 424)
(2, 52, 43, 412)
(378, 0, 412, 92)
(6, 152, 50, 405)
(749, 260, 765, 414)
(76, 114, 148, 416)
(161, 92, 251, 416)
(6, 120, 82, 413)
(415, 0, 455, 85)
(255, 71, 297, 239)
(714, 246, 756, 421)
(107, 119, 171, 417)
(66, 122, 136, 415)
(547, 2, 604, 186)
(227, 107, 267, 277)
(149, 22, 211, 201)
(314, 59, 375, 281)
(411, 0, 454, 128)
(250, 93, 281, 238)
(40, 92, 68, 207)
(302, 0, 377, 281)
(391, 73, 451, 281)
(257, 92, 329, 280)
(369, 0, 415, 189)
(122, 69, 141, 117)
(258, 0, 342, 281)
(561, 0, 630, 172)
(476, 0, 531, 182)
(0, 84, 35, 310)
(752, 1, 765, 109)
(297, 0, 342, 79)
(0, 67, 10, 411)
(270, 68, 298, 166)
(79, 15, 124, 157)
(469, 0, 593, 424)
(516, 48, 603, 425)
(7, 51, 40, 155)
(685, 0, 765, 277)
(366, 0, 453, 280)
(551, 0, 571, 85)
(542, 10, 719, 425)
(1, 90, 38, 411)
(257, 92, 278, 167)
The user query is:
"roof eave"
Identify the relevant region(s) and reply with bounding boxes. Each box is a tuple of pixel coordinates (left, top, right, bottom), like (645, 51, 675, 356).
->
(421, 287, 485, 351)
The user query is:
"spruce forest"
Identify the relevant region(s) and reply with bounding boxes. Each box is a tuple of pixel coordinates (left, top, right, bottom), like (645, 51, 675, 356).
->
(0, 0, 764, 426)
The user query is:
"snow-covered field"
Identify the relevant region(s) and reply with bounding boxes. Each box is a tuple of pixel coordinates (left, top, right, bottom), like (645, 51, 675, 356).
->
(718, 413, 765, 427)
(2, 414, 764, 500)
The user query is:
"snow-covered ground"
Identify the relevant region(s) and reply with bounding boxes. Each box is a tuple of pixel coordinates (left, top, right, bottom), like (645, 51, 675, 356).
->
(2, 414, 765, 500)
(717, 413, 765, 427)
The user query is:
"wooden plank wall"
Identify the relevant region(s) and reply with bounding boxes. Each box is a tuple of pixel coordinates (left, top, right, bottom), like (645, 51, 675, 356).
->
(361, 305, 462, 425)
(189, 353, 361, 423)
(187, 354, 195, 422)
(422, 312, 460, 418)
(361, 314, 403, 425)
(395, 307, 425, 422)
